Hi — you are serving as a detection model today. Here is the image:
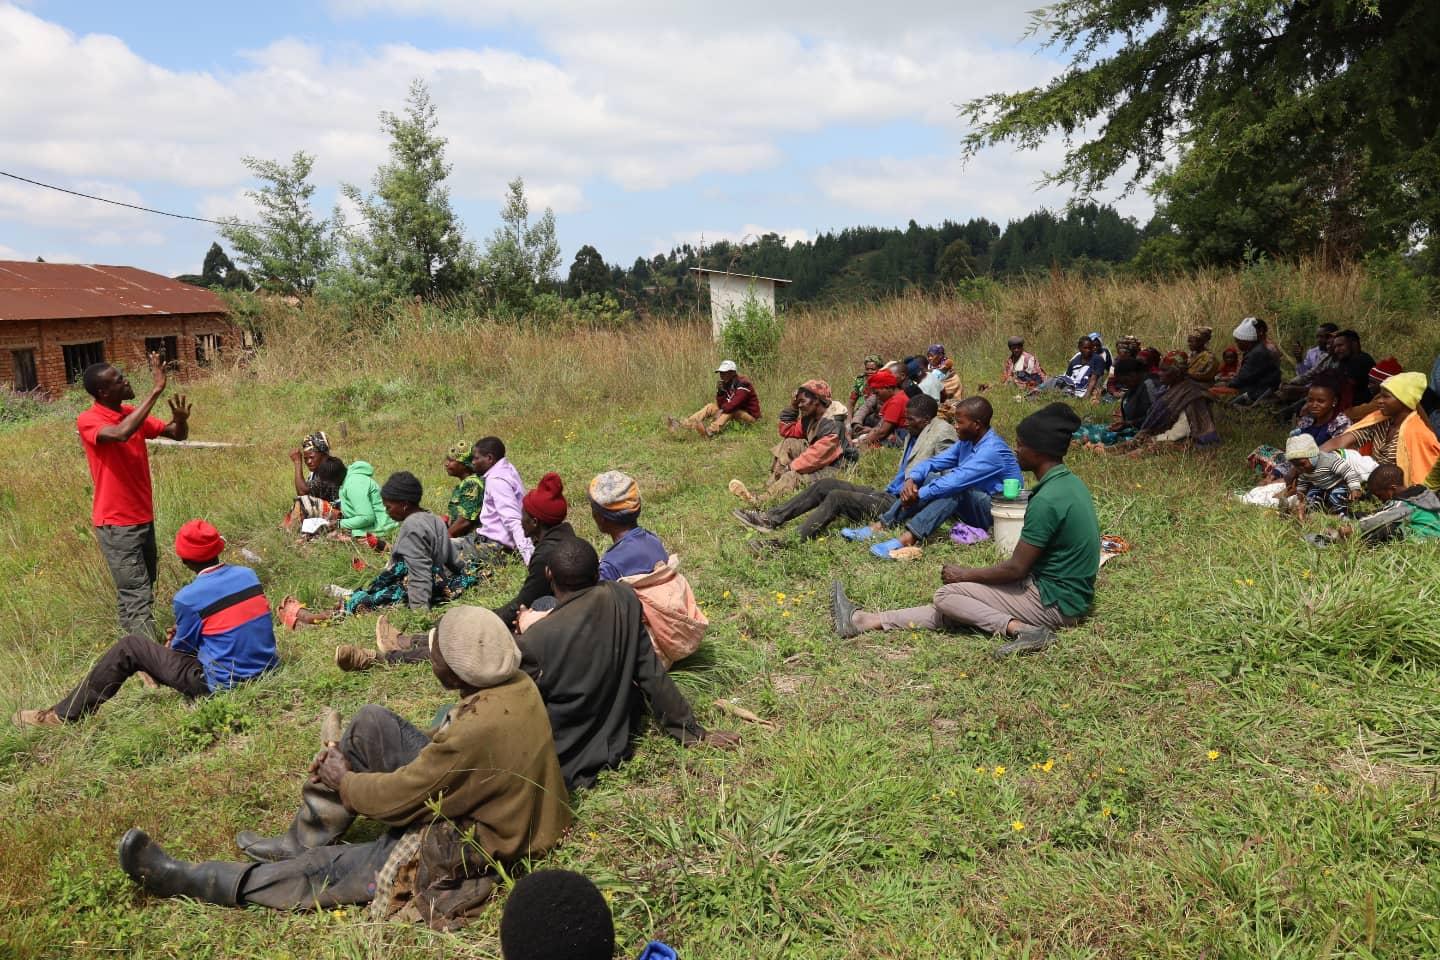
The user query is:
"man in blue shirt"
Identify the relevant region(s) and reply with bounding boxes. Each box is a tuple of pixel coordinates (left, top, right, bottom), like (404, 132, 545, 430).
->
(733, 394, 956, 545)
(13, 520, 279, 727)
(589, 471, 669, 581)
(858, 397, 1021, 558)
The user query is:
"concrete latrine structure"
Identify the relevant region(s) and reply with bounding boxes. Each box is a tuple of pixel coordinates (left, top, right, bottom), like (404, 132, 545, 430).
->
(0, 261, 237, 395)
(689, 267, 791, 340)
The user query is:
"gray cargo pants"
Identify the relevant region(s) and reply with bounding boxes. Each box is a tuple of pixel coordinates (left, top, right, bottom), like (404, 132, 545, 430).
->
(95, 522, 158, 639)
(876, 577, 1079, 636)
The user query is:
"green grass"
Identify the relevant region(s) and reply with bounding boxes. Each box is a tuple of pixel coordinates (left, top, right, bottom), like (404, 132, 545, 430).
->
(1, 286, 1439, 958)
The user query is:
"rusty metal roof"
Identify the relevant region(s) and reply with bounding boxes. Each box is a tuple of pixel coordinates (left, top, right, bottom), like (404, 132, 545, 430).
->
(0, 261, 229, 322)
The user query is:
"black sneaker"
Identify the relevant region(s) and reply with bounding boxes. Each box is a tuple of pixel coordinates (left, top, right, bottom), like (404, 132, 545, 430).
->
(732, 508, 778, 532)
(831, 580, 860, 639)
(991, 626, 1056, 658)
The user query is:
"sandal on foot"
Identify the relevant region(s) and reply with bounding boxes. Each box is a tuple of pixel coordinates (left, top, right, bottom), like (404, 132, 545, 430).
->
(278, 596, 304, 631)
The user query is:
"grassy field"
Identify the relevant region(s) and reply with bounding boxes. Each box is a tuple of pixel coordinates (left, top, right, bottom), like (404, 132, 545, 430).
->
(2, 263, 1439, 958)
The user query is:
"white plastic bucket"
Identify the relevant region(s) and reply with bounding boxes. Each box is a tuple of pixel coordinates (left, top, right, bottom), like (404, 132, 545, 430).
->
(991, 492, 1029, 556)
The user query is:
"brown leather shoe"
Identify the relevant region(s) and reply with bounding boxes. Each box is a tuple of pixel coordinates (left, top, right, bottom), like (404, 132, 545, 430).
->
(13, 708, 62, 728)
(334, 644, 377, 671)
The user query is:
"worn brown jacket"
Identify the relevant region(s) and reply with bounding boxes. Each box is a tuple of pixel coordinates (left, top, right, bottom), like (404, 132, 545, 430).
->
(339, 672, 571, 863)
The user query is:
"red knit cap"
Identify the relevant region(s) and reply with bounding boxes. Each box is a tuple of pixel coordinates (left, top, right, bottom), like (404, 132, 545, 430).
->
(174, 519, 225, 563)
(522, 472, 568, 526)
(867, 369, 899, 390)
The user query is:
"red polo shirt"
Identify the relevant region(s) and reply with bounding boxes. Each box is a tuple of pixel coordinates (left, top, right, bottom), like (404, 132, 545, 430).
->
(77, 403, 166, 526)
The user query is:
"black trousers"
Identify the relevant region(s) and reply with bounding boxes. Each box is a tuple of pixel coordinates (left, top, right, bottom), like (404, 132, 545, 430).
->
(52, 634, 208, 721)
(240, 705, 430, 909)
(766, 478, 896, 540)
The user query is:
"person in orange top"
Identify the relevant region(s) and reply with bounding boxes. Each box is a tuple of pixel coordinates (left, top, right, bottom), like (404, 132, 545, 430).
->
(1323, 371, 1439, 488)
(76, 352, 193, 639)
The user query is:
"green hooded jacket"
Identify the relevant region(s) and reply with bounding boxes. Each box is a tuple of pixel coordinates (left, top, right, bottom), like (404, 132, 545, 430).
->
(338, 461, 398, 536)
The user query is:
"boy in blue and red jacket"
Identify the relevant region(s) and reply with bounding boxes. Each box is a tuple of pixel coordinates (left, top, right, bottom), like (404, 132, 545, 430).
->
(13, 519, 279, 727)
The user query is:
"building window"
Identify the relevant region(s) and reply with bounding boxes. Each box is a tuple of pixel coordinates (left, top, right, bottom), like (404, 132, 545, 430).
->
(144, 335, 179, 363)
(10, 349, 38, 392)
(195, 334, 223, 367)
(62, 341, 105, 384)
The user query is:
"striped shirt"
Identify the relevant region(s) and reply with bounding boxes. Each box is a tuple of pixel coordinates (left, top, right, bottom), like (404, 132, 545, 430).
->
(1297, 451, 1363, 494)
(171, 564, 279, 691)
(1344, 418, 1399, 466)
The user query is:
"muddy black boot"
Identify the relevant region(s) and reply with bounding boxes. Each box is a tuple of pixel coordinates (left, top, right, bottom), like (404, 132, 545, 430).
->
(234, 782, 354, 863)
(118, 829, 250, 906)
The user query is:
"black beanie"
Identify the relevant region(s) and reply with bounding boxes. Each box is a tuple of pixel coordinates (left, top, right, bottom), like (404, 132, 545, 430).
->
(500, 870, 614, 960)
(379, 470, 423, 504)
(1016, 402, 1080, 458)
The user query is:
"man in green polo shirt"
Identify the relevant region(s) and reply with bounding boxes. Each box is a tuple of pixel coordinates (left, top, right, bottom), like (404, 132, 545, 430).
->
(830, 402, 1099, 658)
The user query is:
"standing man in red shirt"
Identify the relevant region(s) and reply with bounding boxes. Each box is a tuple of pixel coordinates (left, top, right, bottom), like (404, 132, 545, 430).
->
(76, 352, 192, 638)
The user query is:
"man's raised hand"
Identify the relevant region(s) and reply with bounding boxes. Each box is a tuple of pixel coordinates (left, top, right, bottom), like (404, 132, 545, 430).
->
(167, 395, 192, 424)
(147, 351, 168, 393)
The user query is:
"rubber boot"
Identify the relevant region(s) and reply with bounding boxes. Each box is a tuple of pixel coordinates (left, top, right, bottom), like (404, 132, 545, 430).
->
(118, 829, 250, 906)
(234, 781, 354, 863)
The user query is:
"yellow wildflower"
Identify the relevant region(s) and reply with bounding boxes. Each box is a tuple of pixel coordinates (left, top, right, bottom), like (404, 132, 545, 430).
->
(1246, 578, 1254, 586)
(1101, 806, 1112, 818)
(1207, 749, 1220, 761)
(1011, 820, 1025, 831)
(1041, 758, 1054, 772)
(588, 831, 599, 840)
(993, 765, 1006, 776)
(722, 590, 731, 599)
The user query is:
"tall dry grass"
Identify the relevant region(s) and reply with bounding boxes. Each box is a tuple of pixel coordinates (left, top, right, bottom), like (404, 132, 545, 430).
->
(239, 259, 1436, 415)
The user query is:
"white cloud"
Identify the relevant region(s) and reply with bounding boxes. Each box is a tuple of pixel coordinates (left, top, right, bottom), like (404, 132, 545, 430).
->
(0, 178, 148, 228)
(0, 1, 1150, 267)
(817, 148, 1152, 224)
(87, 229, 167, 247)
(330, 0, 1045, 43)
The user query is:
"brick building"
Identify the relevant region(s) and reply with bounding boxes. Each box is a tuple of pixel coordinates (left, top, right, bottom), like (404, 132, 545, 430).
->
(0, 261, 237, 396)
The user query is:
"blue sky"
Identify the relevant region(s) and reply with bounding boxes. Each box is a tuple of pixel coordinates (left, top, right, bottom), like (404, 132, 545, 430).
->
(0, 1, 1153, 277)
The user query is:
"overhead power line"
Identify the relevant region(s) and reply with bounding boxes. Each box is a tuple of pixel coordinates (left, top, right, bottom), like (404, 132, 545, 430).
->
(0, 169, 259, 229)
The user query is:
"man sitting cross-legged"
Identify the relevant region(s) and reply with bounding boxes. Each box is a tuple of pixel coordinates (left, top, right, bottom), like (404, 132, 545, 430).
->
(732, 393, 956, 546)
(831, 402, 1099, 658)
(120, 606, 570, 929)
(14, 520, 278, 728)
(517, 537, 739, 791)
(845, 397, 1021, 559)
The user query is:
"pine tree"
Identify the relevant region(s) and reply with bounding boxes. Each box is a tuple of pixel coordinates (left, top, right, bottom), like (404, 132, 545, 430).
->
(342, 80, 476, 300)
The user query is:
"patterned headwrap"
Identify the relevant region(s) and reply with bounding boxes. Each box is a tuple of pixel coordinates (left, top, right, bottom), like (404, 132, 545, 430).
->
(446, 441, 473, 466)
(1191, 326, 1214, 343)
(938, 398, 964, 425)
(863, 354, 883, 368)
(798, 379, 832, 403)
(301, 431, 330, 454)
(1160, 350, 1190, 372)
(1117, 335, 1142, 353)
(926, 344, 946, 357)
(588, 471, 641, 521)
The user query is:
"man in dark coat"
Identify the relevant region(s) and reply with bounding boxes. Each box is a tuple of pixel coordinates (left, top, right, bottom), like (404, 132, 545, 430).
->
(517, 537, 739, 790)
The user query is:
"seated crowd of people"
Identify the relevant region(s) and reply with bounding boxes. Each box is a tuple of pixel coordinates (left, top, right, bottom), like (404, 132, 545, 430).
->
(13, 329, 1439, 951)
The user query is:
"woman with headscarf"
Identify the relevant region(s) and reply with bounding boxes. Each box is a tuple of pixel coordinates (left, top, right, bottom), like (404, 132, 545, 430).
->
(1105, 336, 1143, 396)
(1323, 371, 1440, 487)
(285, 432, 347, 530)
(1186, 327, 1219, 383)
(1107, 352, 1220, 453)
(442, 441, 484, 540)
(847, 355, 884, 436)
